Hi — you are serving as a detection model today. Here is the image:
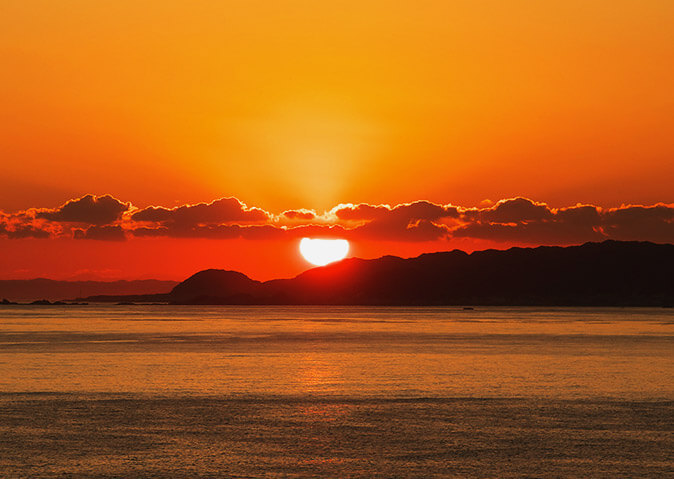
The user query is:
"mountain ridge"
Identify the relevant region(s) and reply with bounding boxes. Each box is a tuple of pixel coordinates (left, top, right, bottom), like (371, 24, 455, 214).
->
(65, 240, 674, 307)
(0, 279, 179, 302)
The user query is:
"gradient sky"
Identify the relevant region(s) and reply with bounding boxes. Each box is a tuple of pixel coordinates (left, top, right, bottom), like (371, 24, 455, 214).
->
(1, 1, 673, 280)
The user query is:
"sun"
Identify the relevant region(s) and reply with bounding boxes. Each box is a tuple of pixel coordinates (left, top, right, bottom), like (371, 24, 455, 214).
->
(299, 238, 349, 266)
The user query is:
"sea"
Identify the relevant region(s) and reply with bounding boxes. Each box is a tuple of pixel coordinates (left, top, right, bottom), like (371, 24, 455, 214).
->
(0, 305, 672, 478)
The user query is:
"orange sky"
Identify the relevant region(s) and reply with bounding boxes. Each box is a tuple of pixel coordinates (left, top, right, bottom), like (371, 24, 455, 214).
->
(1, 1, 673, 280)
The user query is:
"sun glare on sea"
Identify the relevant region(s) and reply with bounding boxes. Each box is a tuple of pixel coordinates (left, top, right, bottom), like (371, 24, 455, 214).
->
(299, 238, 349, 266)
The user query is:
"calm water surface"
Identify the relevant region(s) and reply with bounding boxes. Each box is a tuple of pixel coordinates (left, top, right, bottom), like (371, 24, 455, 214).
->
(0, 306, 672, 477)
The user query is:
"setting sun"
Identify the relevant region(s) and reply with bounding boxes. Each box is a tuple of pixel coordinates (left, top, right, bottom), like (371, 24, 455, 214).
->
(299, 238, 349, 266)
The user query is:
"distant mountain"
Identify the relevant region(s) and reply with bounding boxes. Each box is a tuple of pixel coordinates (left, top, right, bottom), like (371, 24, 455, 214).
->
(170, 269, 261, 303)
(165, 241, 674, 306)
(0, 279, 178, 302)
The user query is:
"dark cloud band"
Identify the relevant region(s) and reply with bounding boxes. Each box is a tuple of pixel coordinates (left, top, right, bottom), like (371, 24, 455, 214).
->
(1, 195, 672, 245)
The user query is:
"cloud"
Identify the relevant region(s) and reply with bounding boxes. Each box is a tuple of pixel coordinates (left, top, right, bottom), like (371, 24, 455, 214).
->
(0, 213, 53, 239)
(132, 197, 269, 226)
(480, 197, 553, 223)
(332, 201, 458, 223)
(330, 201, 459, 241)
(453, 200, 606, 244)
(281, 209, 317, 221)
(36, 194, 130, 225)
(332, 203, 391, 222)
(555, 204, 601, 225)
(1, 194, 673, 245)
(0, 223, 51, 239)
(601, 204, 674, 243)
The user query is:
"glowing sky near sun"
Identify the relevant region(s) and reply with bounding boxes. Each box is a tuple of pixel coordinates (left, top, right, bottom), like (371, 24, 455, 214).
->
(2, 1, 673, 211)
(0, 1, 673, 280)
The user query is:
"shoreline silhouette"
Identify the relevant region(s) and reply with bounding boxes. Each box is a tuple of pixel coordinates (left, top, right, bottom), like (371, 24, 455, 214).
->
(4, 240, 670, 307)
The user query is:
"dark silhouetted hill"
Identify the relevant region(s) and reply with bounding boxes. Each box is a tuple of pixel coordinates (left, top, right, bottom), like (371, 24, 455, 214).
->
(169, 269, 262, 304)
(68, 241, 673, 306)
(168, 241, 674, 306)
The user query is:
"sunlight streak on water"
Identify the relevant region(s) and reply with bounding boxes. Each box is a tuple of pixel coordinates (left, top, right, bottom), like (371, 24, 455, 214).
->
(0, 306, 672, 399)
